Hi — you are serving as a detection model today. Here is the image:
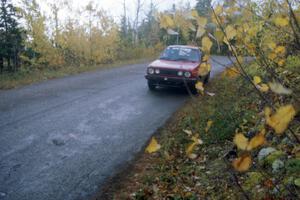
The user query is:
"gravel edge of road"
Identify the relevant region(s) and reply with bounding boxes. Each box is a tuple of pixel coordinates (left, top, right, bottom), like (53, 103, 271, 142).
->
(90, 101, 190, 200)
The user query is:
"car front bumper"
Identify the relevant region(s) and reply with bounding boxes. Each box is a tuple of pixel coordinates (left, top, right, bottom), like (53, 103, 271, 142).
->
(145, 75, 197, 87)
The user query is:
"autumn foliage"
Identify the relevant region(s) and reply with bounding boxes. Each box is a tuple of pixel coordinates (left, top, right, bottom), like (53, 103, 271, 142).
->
(144, 0, 299, 198)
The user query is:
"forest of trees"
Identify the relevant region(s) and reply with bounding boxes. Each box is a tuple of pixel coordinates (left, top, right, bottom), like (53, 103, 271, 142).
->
(0, 0, 213, 74)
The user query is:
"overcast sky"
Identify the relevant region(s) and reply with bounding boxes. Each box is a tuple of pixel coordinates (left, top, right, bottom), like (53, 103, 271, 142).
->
(71, 0, 198, 19)
(13, 0, 198, 23)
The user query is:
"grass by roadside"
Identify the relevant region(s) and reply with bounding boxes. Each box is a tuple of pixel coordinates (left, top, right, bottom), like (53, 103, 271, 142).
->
(93, 59, 300, 200)
(0, 57, 155, 90)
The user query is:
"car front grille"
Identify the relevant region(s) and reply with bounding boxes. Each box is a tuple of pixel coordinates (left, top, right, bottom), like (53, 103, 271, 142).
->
(159, 69, 178, 76)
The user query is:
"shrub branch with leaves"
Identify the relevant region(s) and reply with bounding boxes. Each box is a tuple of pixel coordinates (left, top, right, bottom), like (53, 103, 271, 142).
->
(145, 0, 299, 198)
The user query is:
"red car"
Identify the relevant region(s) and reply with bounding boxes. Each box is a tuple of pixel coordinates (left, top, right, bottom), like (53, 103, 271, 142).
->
(145, 45, 210, 92)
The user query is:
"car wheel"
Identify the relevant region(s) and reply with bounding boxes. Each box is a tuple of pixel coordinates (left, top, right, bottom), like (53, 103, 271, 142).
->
(203, 72, 210, 85)
(148, 80, 156, 90)
(185, 84, 197, 95)
(189, 86, 198, 95)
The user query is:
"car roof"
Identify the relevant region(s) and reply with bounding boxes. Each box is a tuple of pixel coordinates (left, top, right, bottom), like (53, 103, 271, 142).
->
(167, 45, 199, 50)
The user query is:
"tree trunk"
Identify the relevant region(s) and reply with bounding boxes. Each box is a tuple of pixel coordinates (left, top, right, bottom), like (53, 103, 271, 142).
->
(7, 57, 11, 72)
(0, 56, 3, 73)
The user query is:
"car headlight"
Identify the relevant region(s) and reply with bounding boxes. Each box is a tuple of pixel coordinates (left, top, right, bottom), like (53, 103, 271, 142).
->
(177, 71, 183, 76)
(184, 71, 192, 78)
(148, 67, 154, 74)
(155, 69, 160, 74)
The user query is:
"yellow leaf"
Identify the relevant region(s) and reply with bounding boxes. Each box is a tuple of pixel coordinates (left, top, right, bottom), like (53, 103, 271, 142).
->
(215, 30, 224, 42)
(247, 26, 258, 37)
(265, 105, 297, 134)
(145, 137, 161, 153)
(225, 25, 237, 40)
(192, 136, 203, 145)
(160, 15, 174, 29)
(198, 63, 211, 76)
(202, 55, 210, 62)
(268, 52, 277, 60)
(258, 84, 269, 93)
(197, 16, 207, 27)
(205, 120, 213, 132)
(253, 76, 262, 85)
(207, 64, 212, 71)
(234, 133, 249, 150)
(222, 67, 240, 78)
(214, 5, 223, 15)
(246, 133, 265, 151)
(232, 154, 252, 172)
(277, 59, 286, 66)
(186, 135, 203, 156)
(201, 36, 213, 53)
(186, 142, 197, 155)
(191, 10, 199, 18)
(195, 81, 204, 92)
(196, 26, 205, 38)
(275, 46, 286, 55)
(237, 56, 244, 64)
(274, 16, 289, 27)
(267, 41, 277, 50)
(165, 15, 174, 27)
(268, 82, 292, 95)
(260, 128, 266, 136)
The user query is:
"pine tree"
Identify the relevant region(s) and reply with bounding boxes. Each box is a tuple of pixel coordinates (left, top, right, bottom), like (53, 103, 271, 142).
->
(195, 0, 212, 18)
(139, 1, 160, 47)
(0, 0, 24, 72)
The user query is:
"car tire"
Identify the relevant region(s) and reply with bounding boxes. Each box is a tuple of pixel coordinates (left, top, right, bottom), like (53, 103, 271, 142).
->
(189, 86, 198, 95)
(148, 80, 156, 90)
(203, 72, 210, 85)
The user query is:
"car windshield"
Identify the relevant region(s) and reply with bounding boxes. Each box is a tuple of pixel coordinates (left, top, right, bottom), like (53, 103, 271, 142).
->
(159, 47, 201, 62)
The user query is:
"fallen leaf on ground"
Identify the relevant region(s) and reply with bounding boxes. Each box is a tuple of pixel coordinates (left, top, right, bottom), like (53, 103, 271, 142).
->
(183, 129, 193, 136)
(188, 153, 198, 159)
(253, 76, 262, 85)
(268, 82, 292, 95)
(246, 132, 266, 151)
(232, 154, 252, 172)
(234, 131, 265, 151)
(145, 137, 161, 153)
(257, 84, 269, 92)
(275, 46, 286, 55)
(186, 142, 198, 155)
(265, 105, 296, 134)
(205, 120, 213, 132)
(222, 67, 240, 78)
(234, 133, 249, 150)
(186, 135, 203, 157)
(206, 91, 216, 96)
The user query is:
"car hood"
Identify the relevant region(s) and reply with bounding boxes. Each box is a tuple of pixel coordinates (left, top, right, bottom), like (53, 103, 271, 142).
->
(149, 59, 200, 71)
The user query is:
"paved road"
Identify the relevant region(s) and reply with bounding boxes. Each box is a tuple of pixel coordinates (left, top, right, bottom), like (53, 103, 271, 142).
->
(0, 56, 233, 200)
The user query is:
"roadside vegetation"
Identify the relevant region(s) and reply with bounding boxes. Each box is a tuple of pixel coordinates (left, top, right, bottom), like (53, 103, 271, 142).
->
(98, 55, 299, 200)
(0, 0, 165, 89)
(0, 57, 155, 89)
(97, 0, 300, 199)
